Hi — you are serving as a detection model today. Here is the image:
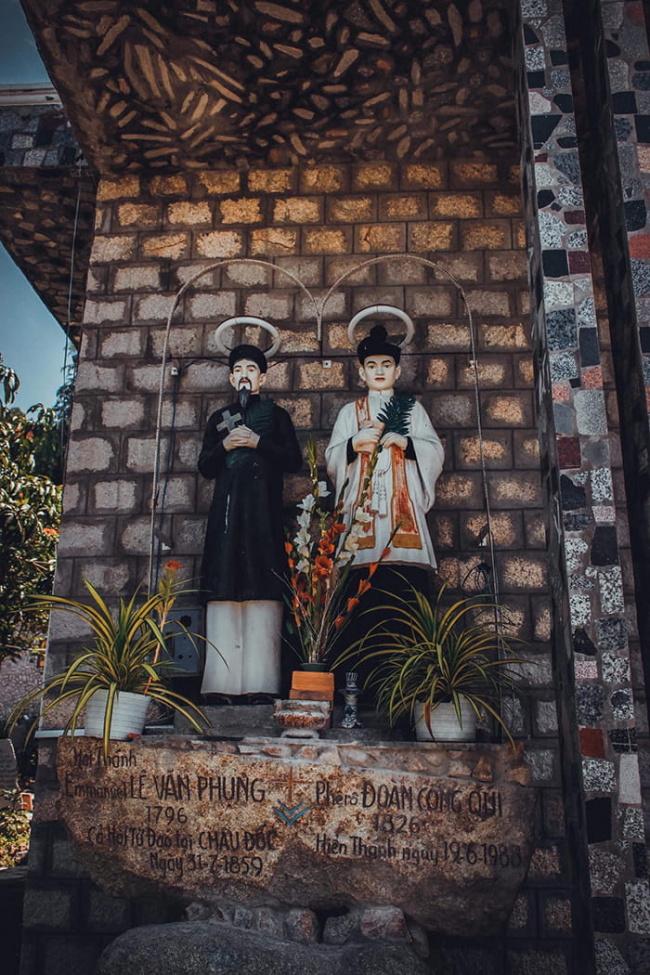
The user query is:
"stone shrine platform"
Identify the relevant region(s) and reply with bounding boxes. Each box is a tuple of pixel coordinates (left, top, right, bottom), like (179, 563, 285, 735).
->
(57, 733, 536, 939)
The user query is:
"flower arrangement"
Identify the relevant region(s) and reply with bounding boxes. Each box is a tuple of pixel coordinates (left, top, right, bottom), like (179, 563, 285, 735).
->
(285, 439, 390, 667)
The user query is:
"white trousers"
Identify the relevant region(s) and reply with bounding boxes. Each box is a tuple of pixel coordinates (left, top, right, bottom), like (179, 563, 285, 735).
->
(202, 600, 283, 696)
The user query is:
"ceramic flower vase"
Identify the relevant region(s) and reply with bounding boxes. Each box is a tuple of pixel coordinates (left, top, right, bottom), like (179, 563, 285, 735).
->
(414, 700, 477, 742)
(84, 690, 150, 741)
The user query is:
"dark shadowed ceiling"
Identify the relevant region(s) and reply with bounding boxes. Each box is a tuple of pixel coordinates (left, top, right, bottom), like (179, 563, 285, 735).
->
(22, 0, 518, 174)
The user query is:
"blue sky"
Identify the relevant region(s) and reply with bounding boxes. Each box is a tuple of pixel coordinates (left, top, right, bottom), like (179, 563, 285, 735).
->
(0, 0, 71, 410)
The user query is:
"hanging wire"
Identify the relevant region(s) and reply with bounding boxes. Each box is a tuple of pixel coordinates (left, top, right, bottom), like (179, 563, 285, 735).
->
(152, 367, 181, 592)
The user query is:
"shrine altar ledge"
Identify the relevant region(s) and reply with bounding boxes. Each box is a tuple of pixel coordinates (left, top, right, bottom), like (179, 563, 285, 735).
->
(56, 734, 536, 937)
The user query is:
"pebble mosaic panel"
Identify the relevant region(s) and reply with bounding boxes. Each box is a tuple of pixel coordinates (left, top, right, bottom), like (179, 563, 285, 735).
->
(597, 0, 650, 420)
(517, 0, 648, 952)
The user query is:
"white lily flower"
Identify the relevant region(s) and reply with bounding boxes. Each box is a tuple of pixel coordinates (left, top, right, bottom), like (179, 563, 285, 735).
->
(298, 545, 311, 559)
(296, 559, 310, 573)
(298, 494, 316, 512)
(344, 536, 360, 553)
(349, 522, 365, 538)
(297, 509, 311, 529)
(316, 481, 330, 498)
(354, 507, 372, 524)
(338, 549, 353, 563)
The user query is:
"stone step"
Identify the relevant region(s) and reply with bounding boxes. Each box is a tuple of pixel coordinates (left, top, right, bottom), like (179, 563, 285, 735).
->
(175, 704, 402, 742)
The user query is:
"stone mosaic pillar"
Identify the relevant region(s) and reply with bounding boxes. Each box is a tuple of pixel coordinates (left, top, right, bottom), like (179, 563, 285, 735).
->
(517, 0, 648, 965)
(597, 0, 650, 413)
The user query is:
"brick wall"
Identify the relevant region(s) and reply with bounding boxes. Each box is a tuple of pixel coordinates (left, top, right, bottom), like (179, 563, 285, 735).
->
(23, 158, 572, 971)
(0, 653, 42, 725)
(60, 158, 536, 604)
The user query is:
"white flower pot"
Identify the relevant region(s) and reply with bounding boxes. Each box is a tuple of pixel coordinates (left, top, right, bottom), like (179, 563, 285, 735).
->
(414, 700, 477, 742)
(84, 690, 150, 741)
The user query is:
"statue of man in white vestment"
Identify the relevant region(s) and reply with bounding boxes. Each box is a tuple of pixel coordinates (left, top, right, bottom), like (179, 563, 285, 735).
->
(325, 323, 444, 598)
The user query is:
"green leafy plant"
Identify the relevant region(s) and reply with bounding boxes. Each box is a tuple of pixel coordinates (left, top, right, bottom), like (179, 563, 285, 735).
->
(0, 790, 31, 868)
(339, 582, 525, 743)
(0, 355, 63, 661)
(6, 562, 209, 757)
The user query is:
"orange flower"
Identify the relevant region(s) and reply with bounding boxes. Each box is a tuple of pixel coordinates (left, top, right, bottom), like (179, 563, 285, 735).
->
(284, 541, 293, 555)
(356, 578, 371, 598)
(314, 555, 333, 578)
(165, 560, 182, 571)
(334, 615, 345, 630)
(318, 538, 335, 556)
(42, 527, 58, 537)
(346, 597, 360, 614)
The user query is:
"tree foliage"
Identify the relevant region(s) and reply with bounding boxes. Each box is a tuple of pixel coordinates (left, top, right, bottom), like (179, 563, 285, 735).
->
(0, 789, 31, 868)
(0, 355, 65, 661)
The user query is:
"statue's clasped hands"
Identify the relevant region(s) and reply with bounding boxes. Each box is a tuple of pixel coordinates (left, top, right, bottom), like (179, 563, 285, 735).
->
(224, 425, 260, 451)
(352, 420, 407, 454)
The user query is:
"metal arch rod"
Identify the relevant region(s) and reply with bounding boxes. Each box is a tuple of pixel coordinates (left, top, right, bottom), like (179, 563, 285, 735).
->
(148, 258, 319, 594)
(214, 316, 282, 358)
(347, 304, 415, 348)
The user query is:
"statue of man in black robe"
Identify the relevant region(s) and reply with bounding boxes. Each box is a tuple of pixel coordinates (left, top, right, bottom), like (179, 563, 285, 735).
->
(198, 344, 302, 699)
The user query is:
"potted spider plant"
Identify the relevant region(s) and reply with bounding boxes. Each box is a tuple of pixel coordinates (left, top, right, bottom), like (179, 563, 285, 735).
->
(340, 582, 525, 743)
(6, 561, 209, 757)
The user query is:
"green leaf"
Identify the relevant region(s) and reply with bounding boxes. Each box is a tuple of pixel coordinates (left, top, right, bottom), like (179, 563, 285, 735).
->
(335, 581, 527, 741)
(6, 571, 211, 755)
(376, 394, 415, 437)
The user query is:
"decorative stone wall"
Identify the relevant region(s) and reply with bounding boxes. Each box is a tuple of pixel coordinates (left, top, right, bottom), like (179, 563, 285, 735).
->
(516, 1, 650, 969)
(57, 158, 549, 655)
(54, 161, 555, 731)
(20, 157, 575, 972)
(0, 104, 78, 169)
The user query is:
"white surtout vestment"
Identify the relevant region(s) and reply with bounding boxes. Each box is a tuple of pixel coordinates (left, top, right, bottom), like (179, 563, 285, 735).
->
(325, 390, 444, 569)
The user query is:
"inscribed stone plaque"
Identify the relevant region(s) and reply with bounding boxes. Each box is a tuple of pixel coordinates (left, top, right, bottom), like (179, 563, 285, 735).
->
(57, 736, 536, 936)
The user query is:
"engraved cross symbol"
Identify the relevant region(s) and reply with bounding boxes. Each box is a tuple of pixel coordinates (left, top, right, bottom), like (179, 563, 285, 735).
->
(217, 409, 243, 435)
(270, 766, 312, 827)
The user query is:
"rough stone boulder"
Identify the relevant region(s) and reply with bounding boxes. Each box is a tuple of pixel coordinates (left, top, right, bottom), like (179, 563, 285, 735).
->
(95, 921, 430, 975)
(58, 735, 536, 936)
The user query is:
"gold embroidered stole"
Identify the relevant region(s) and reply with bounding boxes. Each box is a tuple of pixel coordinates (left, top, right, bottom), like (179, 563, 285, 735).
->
(353, 397, 422, 551)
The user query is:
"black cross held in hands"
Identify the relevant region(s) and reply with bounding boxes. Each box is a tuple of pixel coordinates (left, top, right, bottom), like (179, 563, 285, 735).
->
(217, 409, 243, 436)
